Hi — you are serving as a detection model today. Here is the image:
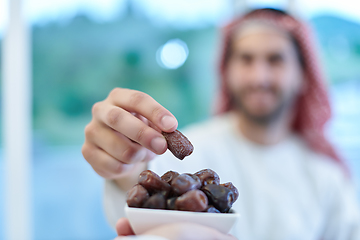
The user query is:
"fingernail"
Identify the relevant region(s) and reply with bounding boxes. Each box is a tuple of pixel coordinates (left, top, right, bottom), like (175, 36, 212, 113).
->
(150, 137, 167, 153)
(131, 148, 147, 163)
(161, 115, 177, 130)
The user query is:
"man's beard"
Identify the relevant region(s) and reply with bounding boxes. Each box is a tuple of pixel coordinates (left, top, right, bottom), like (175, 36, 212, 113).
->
(228, 85, 297, 126)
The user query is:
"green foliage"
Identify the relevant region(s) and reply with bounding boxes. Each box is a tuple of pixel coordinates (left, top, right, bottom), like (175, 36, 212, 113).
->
(354, 42, 360, 56)
(311, 15, 360, 82)
(30, 12, 217, 145)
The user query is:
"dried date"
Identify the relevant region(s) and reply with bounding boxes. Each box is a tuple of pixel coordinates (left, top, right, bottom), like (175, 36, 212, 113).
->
(166, 197, 177, 210)
(161, 170, 180, 184)
(143, 193, 166, 209)
(126, 184, 149, 208)
(175, 189, 208, 212)
(205, 205, 221, 213)
(221, 182, 239, 203)
(171, 173, 201, 196)
(194, 169, 220, 186)
(162, 130, 194, 160)
(201, 184, 234, 213)
(138, 170, 171, 195)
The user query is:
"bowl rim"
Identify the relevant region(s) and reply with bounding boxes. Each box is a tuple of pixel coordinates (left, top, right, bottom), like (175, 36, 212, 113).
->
(125, 205, 240, 218)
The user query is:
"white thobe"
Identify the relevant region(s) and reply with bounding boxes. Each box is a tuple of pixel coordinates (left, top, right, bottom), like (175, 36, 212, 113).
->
(104, 113, 360, 240)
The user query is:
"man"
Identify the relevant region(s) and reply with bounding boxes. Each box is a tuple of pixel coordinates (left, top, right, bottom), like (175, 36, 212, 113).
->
(82, 8, 360, 239)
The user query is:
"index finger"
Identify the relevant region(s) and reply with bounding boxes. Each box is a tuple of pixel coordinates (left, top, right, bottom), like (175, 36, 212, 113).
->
(108, 88, 178, 132)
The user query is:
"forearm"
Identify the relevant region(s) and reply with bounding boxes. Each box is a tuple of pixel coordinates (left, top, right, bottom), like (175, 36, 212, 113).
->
(103, 162, 147, 228)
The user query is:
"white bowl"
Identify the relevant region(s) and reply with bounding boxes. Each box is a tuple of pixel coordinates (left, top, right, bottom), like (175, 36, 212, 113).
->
(124, 205, 239, 235)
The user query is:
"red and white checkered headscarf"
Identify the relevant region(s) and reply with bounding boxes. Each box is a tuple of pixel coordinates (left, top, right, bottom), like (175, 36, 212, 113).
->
(216, 8, 349, 175)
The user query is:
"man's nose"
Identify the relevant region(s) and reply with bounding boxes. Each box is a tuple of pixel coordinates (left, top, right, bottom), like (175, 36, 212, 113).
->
(249, 60, 270, 84)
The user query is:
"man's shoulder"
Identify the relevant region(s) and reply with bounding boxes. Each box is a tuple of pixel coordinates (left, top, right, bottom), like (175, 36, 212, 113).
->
(292, 135, 347, 184)
(307, 151, 345, 180)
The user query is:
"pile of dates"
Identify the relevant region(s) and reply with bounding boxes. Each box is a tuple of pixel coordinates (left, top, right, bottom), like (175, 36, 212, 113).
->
(126, 169, 238, 213)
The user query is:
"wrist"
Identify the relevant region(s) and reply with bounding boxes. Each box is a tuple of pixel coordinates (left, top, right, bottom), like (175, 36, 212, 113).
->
(113, 162, 147, 191)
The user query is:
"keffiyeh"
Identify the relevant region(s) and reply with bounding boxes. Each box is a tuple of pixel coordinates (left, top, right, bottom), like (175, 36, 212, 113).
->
(216, 8, 348, 175)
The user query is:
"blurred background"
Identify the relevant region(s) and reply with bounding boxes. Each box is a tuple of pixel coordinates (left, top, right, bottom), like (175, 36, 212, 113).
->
(0, 0, 359, 239)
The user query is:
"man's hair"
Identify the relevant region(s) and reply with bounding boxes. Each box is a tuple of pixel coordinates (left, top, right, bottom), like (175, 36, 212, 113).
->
(215, 8, 348, 175)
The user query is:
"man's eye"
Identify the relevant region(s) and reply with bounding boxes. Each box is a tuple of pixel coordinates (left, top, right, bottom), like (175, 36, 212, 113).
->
(236, 54, 252, 64)
(268, 54, 284, 65)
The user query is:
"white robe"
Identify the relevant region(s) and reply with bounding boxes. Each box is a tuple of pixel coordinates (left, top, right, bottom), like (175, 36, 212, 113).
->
(104, 113, 360, 240)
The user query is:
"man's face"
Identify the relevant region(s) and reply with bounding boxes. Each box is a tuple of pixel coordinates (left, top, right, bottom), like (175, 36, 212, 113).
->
(225, 26, 303, 124)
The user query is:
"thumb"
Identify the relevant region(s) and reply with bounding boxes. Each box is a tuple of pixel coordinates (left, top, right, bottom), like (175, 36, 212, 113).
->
(116, 218, 135, 236)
